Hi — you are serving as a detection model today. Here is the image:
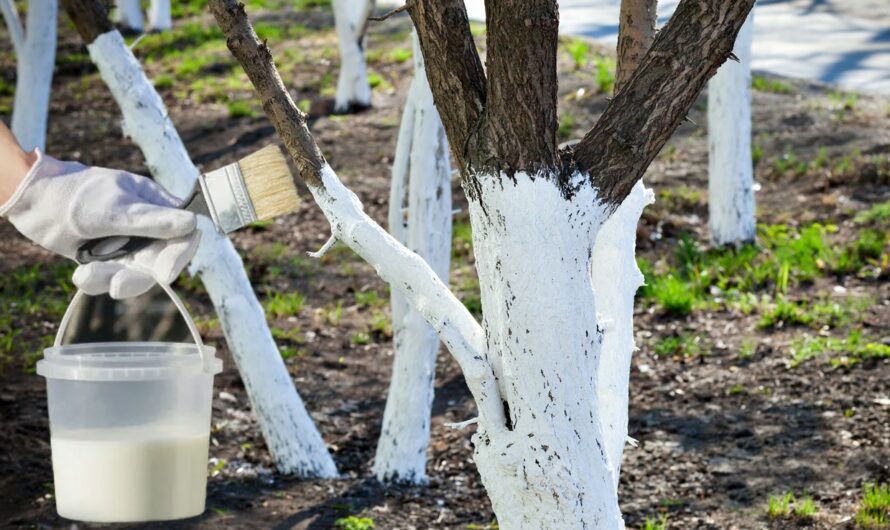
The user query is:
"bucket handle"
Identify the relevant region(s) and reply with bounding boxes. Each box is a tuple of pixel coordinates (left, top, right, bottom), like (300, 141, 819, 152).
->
(54, 281, 208, 364)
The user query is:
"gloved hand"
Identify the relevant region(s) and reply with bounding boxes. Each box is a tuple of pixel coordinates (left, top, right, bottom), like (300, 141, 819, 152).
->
(0, 150, 200, 299)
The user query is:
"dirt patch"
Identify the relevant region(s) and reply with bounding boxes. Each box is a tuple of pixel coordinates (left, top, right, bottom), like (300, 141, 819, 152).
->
(0, 5, 888, 530)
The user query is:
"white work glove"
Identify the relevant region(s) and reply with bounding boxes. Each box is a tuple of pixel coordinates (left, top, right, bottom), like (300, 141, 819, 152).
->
(0, 150, 200, 299)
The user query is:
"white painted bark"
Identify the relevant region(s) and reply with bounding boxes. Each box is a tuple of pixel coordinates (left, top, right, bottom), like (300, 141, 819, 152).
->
(467, 172, 623, 529)
(374, 33, 451, 484)
(114, 0, 143, 32)
(86, 30, 337, 478)
(708, 12, 755, 246)
(332, 0, 372, 112)
(148, 0, 172, 32)
(4, 0, 57, 151)
(591, 180, 652, 488)
(0, 0, 24, 56)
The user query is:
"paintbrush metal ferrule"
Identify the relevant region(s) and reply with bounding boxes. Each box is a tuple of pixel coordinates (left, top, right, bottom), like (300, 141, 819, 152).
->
(200, 162, 258, 233)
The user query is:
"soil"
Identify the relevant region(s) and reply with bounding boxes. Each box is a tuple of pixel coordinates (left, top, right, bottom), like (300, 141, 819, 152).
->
(0, 5, 888, 530)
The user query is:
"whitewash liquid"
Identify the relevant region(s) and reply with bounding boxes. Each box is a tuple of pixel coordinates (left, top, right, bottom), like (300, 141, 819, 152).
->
(51, 428, 209, 522)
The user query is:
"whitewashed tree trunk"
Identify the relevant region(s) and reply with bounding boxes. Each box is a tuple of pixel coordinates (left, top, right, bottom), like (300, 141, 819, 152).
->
(468, 172, 623, 529)
(86, 30, 337, 478)
(708, 13, 755, 246)
(332, 0, 372, 112)
(147, 0, 171, 32)
(1, 0, 57, 151)
(374, 33, 451, 484)
(591, 180, 652, 487)
(114, 0, 143, 32)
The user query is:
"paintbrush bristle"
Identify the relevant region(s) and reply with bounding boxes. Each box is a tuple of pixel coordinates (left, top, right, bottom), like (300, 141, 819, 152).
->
(240, 144, 300, 221)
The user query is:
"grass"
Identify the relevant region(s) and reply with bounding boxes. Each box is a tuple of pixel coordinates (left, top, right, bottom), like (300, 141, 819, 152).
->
(856, 483, 889, 529)
(789, 329, 890, 368)
(641, 514, 668, 530)
(767, 492, 795, 518)
(333, 516, 375, 530)
(855, 201, 890, 226)
(264, 292, 306, 318)
(227, 100, 257, 118)
(752, 75, 794, 94)
(653, 334, 702, 358)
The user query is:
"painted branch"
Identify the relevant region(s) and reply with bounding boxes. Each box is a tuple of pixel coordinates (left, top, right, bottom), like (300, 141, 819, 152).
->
(208, 0, 504, 431)
(65, 14, 338, 475)
(472, 0, 559, 174)
(332, 0, 372, 112)
(0, 0, 24, 55)
(114, 0, 143, 31)
(708, 13, 755, 246)
(147, 0, 171, 32)
(615, 0, 657, 93)
(405, 0, 485, 173)
(575, 0, 755, 209)
(11, 0, 57, 151)
(591, 180, 652, 487)
(374, 33, 452, 484)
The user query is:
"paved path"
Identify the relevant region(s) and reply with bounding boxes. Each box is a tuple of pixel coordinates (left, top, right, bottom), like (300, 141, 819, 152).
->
(446, 0, 890, 96)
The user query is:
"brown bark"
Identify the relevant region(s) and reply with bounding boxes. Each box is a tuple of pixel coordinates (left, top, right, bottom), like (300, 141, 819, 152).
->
(208, 0, 325, 187)
(574, 0, 754, 208)
(60, 0, 114, 44)
(405, 0, 485, 173)
(615, 0, 657, 93)
(471, 0, 559, 175)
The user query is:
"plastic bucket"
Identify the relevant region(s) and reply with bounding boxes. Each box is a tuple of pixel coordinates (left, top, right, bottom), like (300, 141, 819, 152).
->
(36, 283, 222, 523)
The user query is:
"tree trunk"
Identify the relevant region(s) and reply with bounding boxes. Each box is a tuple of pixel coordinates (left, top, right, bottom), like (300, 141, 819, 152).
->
(209, 0, 754, 525)
(708, 13, 755, 246)
(114, 0, 142, 32)
(3, 0, 57, 151)
(332, 0, 371, 113)
(67, 15, 337, 476)
(147, 0, 171, 32)
(373, 32, 451, 484)
(468, 171, 622, 528)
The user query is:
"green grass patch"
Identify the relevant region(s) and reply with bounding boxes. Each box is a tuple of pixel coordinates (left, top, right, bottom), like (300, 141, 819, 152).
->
(789, 329, 890, 368)
(227, 100, 256, 118)
(264, 292, 306, 318)
(333, 516, 374, 530)
(856, 482, 889, 529)
(654, 333, 702, 358)
(752, 75, 793, 94)
(855, 201, 890, 226)
(641, 514, 668, 530)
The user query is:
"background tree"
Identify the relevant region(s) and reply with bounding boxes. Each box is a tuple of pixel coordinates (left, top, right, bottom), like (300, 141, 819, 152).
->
(210, 0, 753, 527)
(61, 0, 337, 478)
(708, 13, 756, 246)
(332, 0, 373, 112)
(373, 31, 452, 485)
(0, 0, 57, 151)
(113, 0, 171, 32)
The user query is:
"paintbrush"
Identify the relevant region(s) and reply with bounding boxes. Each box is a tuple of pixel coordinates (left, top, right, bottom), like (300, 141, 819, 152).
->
(76, 145, 299, 263)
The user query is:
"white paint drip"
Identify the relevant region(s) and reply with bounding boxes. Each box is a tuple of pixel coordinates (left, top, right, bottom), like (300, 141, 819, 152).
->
(591, 180, 652, 488)
(467, 171, 623, 529)
(5, 0, 57, 151)
(332, 0, 372, 112)
(374, 32, 451, 484)
(708, 13, 756, 246)
(87, 30, 337, 478)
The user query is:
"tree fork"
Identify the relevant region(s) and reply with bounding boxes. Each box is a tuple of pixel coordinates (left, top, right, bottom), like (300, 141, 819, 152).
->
(574, 0, 754, 208)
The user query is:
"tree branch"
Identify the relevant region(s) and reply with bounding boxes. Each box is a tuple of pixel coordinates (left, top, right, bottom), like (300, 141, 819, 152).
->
(208, 0, 506, 431)
(615, 0, 657, 93)
(472, 0, 559, 174)
(405, 0, 485, 173)
(575, 0, 755, 208)
(60, 0, 114, 44)
(0, 0, 25, 55)
(209, 0, 325, 186)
